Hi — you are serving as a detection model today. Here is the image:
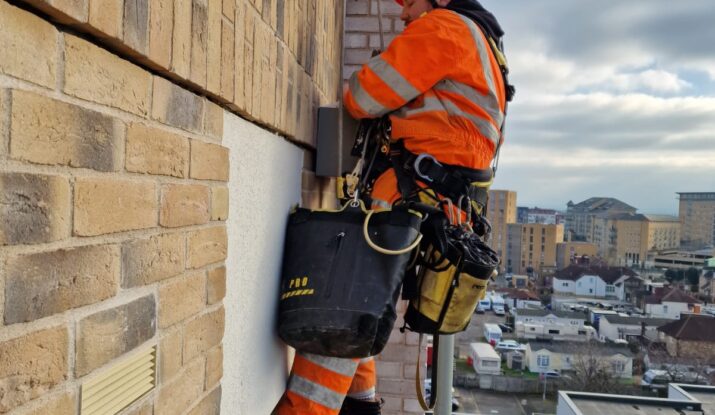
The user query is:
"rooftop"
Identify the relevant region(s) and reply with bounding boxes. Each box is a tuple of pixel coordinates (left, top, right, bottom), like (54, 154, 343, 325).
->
(566, 197, 637, 214)
(555, 264, 639, 284)
(645, 287, 702, 305)
(602, 315, 673, 327)
(559, 390, 704, 415)
(658, 314, 715, 342)
(528, 340, 633, 357)
(515, 308, 586, 320)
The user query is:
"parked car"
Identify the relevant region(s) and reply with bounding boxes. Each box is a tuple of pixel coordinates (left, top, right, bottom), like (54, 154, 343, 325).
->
(493, 305, 505, 316)
(543, 370, 561, 379)
(498, 323, 513, 333)
(494, 340, 525, 353)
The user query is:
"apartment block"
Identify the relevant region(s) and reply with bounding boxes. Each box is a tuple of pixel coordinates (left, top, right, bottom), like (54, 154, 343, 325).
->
(564, 197, 636, 242)
(486, 189, 518, 272)
(611, 213, 680, 266)
(556, 241, 598, 270)
(510, 223, 565, 275)
(678, 192, 715, 249)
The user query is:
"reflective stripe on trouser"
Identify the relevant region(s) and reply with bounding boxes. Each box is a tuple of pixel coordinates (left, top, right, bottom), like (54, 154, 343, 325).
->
(276, 352, 376, 414)
(347, 357, 377, 401)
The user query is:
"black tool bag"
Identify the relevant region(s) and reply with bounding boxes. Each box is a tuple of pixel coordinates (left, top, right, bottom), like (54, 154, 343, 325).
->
(278, 201, 422, 358)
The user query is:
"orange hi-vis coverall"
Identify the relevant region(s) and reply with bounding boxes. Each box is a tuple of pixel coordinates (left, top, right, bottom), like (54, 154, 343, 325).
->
(276, 8, 506, 415)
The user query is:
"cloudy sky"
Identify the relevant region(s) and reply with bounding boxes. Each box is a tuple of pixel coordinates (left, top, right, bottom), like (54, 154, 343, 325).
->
(480, 0, 715, 215)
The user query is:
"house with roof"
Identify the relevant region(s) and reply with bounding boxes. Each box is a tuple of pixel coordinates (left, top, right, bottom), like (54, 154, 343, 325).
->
(514, 308, 595, 341)
(658, 314, 715, 361)
(525, 341, 633, 378)
(553, 265, 642, 302)
(496, 287, 542, 310)
(598, 315, 672, 342)
(643, 287, 702, 319)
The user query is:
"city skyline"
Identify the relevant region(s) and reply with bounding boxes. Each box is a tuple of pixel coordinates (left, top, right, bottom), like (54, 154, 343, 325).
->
(482, 0, 715, 215)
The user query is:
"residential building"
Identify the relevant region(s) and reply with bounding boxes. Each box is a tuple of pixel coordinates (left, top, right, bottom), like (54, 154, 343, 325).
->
(701, 268, 715, 303)
(556, 242, 598, 270)
(556, 384, 715, 415)
(678, 192, 715, 249)
(553, 264, 641, 301)
(658, 314, 715, 361)
(610, 213, 681, 266)
(598, 315, 672, 342)
(486, 190, 518, 273)
(644, 287, 703, 319)
(514, 308, 594, 341)
(564, 197, 637, 242)
(510, 274, 531, 289)
(527, 207, 563, 225)
(517, 206, 530, 224)
(496, 288, 542, 309)
(526, 341, 633, 378)
(512, 223, 564, 276)
(506, 223, 523, 274)
(469, 342, 502, 375)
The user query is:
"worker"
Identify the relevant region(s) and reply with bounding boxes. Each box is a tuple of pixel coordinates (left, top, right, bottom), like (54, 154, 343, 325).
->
(275, 0, 511, 414)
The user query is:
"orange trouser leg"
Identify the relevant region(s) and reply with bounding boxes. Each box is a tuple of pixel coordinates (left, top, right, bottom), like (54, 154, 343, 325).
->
(275, 353, 359, 415)
(347, 357, 377, 400)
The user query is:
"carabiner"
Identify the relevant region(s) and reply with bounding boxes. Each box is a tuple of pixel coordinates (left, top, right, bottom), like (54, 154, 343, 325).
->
(413, 153, 442, 183)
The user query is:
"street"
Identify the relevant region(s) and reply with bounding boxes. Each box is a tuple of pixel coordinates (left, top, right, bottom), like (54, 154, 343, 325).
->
(454, 387, 557, 415)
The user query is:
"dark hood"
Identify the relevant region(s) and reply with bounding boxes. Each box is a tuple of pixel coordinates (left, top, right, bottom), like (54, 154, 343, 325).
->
(444, 0, 504, 40)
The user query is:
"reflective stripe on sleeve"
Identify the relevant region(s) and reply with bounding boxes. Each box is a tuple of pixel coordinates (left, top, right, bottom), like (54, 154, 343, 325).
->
(456, 14, 501, 117)
(302, 353, 359, 377)
(287, 375, 346, 410)
(349, 73, 390, 116)
(435, 79, 504, 127)
(367, 56, 421, 102)
(399, 96, 500, 146)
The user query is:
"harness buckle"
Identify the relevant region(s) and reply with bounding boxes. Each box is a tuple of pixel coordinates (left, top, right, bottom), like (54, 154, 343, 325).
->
(413, 153, 442, 183)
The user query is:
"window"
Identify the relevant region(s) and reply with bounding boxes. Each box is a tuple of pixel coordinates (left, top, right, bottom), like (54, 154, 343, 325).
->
(562, 282, 569, 287)
(482, 360, 499, 368)
(611, 360, 625, 373)
(589, 289, 593, 294)
(537, 355, 550, 367)
(606, 285, 615, 293)
(663, 305, 669, 313)
(548, 329, 560, 334)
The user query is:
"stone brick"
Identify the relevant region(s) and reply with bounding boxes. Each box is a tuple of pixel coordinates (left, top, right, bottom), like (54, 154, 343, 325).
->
(88, 0, 123, 38)
(190, 0, 209, 87)
(0, 173, 70, 245)
(222, 0, 234, 20)
(156, 359, 204, 415)
(187, 226, 227, 268)
(184, 307, 224, 361)
(123, 402, 153, 415)
(220, 20, 235, 102)
(160, 184, 210, 227)
(124, 0, 149, 53)
(122, 233, 185, 287)
(16, 391, 76, 415)
(158, 271, 206, 328)
(152, 77, 204, 132)
(210, 186, 229, 221)
(205, 344, 222, 388)
(171, 0, 192, 78)
(376, 378, 410, 395)
(159, 329, 183, 382)
(376, 361, 402, 379)
(64, 35, 151, 115)
(126, 122, 190, 178)
(10, 90, 123, 172)
(346, 0, 368, 15)
(76, 295, 157, 376)
(0, 327, 68, 413)
(190, 141, 229, 181)
(344, 16, 391, 33)
(242, 15, 255, 115)
(378, 344, 419, 363)
(206, 266, 226, 304)
(206, 0, 222, 95)
(344, 33, 368, 48)
(4, 244, 119, 324)
(204, 101, 223, 138)
(148, 0, 174, 69)
(188, 386, 221, 415)
(74, 178, 157, 236)
(20, 0, 88, 24)
(370, 0, 402, 16)
(0, 1, 58, 89)
(344, 48, 372, 65)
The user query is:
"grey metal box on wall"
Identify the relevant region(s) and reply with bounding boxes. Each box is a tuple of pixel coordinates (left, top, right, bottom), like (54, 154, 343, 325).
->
(315, 105, 360, 177)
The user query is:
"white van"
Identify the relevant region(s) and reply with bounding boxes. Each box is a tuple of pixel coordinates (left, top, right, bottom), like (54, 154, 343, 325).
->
(483, 323, 502, 344)
(477, 299, 491, 313)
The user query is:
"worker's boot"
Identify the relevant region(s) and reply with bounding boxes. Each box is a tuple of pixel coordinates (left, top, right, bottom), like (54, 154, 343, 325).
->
(338, 397, 383, 415)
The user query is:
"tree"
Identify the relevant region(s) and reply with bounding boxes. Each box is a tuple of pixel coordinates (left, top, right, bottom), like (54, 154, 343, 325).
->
(686, 268, 700, 291)
(567, 341, 623, 394)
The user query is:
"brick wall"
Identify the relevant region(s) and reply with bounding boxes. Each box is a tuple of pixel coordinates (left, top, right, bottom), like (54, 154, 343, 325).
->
(344, 4, 427, 413)
(1, 0, 343, 414)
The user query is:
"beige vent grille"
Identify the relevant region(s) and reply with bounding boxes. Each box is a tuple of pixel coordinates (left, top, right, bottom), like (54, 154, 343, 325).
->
(81, 346, 156, 415)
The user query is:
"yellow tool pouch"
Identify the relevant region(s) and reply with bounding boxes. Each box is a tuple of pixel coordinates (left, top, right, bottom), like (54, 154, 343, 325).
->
(403, 227, 498, 335)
